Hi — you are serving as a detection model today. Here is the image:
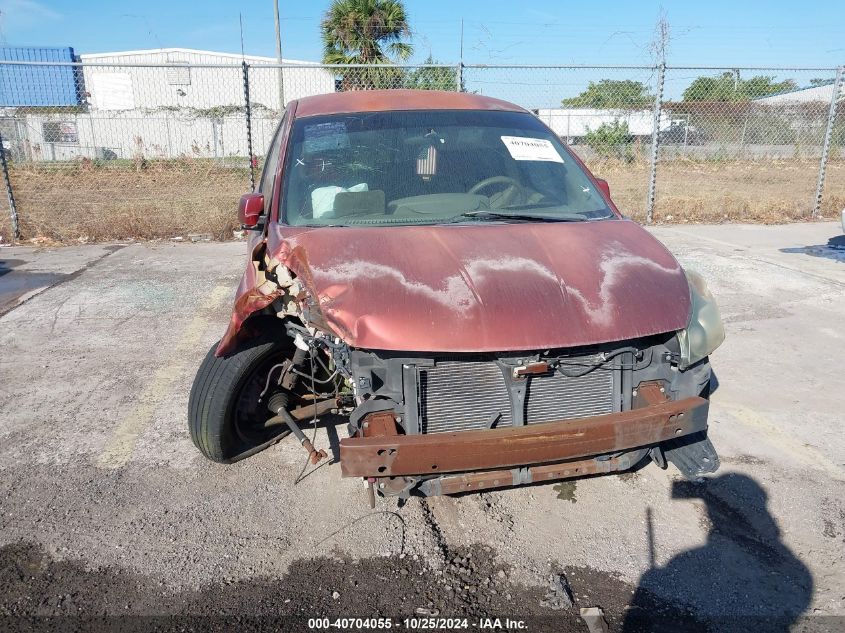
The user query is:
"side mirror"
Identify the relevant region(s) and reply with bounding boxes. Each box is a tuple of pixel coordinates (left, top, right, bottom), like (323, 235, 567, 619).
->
(594, 178, 611, 199)
(238, 193, 265, 229)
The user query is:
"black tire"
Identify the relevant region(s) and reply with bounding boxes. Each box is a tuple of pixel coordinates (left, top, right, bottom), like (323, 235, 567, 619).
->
(188, 329, 294, 463)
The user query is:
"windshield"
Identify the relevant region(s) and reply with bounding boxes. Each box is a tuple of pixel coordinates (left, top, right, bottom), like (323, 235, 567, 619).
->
(282, 110, 615, 226)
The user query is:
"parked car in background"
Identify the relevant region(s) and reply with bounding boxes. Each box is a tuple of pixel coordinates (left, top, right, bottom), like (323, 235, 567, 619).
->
(188, 90, 725, 503)
(658, 121, 704, 146)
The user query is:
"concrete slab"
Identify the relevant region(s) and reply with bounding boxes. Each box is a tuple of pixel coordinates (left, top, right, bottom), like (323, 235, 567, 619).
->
(0, 243, 125, 315)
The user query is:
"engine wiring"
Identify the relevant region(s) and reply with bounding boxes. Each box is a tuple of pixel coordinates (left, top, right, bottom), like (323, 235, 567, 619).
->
(554, 346, 648, 377)
(248, 325, 348, 484)
(257, 341, 345, 404)
(289, 366, 339, 385)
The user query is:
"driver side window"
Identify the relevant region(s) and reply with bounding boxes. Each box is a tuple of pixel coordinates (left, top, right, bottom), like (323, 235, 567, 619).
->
(258, 112, 287, 215)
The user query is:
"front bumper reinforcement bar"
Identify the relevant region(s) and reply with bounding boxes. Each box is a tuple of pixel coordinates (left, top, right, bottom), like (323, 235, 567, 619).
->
(339, 394, 709, 478)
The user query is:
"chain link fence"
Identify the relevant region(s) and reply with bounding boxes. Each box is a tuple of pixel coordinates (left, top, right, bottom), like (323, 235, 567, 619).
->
(0, 60, 842, 243)
(0, 60, 252, 242)
(820, 68, 845, 215)
(656, 66, 842, 223)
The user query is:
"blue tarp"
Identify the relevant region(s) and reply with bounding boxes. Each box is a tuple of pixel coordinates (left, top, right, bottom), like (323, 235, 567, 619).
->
(0, 46, 82, 107)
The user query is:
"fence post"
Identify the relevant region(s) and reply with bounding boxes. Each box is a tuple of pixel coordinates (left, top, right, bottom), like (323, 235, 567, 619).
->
(242, 61, 256, 191)
(0, 131, 20, 242)
(812, 65, 844, 218)
(455, 62, 463, 92)
(646, 62, 666, 225)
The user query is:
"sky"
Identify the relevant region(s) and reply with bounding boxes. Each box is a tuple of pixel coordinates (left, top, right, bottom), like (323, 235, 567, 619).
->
(1, 0, 842, 70)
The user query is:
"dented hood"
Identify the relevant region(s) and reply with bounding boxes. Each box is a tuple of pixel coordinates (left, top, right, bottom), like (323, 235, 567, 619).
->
(270, 219, 691, 352)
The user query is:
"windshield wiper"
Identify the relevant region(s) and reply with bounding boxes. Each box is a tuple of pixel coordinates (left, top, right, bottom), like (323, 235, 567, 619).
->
(449, 210, 588, 223)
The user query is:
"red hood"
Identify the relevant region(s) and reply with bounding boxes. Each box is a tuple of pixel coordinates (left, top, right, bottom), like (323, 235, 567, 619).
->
(269, 219, 691, 352)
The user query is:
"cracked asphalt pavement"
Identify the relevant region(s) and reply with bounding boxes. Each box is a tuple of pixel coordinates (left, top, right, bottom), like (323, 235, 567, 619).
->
(1, 222, 844, 632)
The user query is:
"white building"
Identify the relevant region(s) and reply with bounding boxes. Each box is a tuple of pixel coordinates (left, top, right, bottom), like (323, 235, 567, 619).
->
(79, 48, 335, 112)
(534, 108, 668, 143)
(11, 48, 336, 161)
(754, 82, 838, 106)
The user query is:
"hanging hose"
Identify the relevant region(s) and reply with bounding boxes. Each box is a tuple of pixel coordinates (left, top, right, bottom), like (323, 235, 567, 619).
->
(257, 346, 310, 404)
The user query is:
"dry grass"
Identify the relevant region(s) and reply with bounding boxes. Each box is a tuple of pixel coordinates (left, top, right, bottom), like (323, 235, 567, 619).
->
(1, 158, 843, 244)
(587, 158, 845, 224)
(1, 161, 246, 244)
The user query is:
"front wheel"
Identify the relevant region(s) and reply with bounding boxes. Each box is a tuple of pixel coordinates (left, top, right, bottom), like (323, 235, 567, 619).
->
(188, 331, 294, 463)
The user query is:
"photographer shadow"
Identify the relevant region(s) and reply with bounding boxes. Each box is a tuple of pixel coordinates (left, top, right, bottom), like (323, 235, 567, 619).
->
(622, 473, 813, 632)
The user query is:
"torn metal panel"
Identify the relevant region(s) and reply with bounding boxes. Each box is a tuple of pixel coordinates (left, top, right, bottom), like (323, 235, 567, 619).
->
(216, 246, 307, 357)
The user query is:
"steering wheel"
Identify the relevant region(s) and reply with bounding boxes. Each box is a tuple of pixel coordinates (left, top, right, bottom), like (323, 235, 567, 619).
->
(468, 176, 528, 208)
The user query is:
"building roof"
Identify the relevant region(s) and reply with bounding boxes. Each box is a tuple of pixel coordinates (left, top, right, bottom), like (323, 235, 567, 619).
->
(754, 81, 838, 104)
(294, 89, 526, 117)
(78, 47, 318, 65)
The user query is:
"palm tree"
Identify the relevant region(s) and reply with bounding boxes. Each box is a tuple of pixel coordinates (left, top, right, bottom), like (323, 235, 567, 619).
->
(321, 0, 413, 66)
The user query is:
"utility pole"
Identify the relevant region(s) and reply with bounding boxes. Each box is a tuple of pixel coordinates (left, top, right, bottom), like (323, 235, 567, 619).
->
(274, 0, 285, 111)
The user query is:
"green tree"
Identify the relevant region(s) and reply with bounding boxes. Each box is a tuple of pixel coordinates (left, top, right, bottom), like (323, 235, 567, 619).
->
(583, 120, 634, 161)
(321, 0, 413, 64)
(682, 72, 797, 102)
(561, 80, 653, 108)
(403, 56, 457, 91)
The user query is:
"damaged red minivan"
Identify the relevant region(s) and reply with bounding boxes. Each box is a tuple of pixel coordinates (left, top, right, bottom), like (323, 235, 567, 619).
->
(188, 90, 725, 501)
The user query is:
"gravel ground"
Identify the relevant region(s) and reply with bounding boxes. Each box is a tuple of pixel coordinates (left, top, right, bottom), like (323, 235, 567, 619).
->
(1, 222, 844, 632)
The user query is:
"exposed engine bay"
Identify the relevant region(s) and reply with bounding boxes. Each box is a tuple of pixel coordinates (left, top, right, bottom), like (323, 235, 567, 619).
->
(255, 313, 716, 503)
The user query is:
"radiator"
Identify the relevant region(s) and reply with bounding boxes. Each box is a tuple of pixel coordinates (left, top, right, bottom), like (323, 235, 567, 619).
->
(419, 356, 616, 434)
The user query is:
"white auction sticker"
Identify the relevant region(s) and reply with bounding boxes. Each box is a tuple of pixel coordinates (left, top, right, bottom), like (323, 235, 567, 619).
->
(500, 136, 564, 163)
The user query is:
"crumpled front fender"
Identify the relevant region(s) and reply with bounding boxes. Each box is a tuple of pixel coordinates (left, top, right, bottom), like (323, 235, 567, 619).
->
(215, 239, 286, 357)
(215, 231, 326, 357)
